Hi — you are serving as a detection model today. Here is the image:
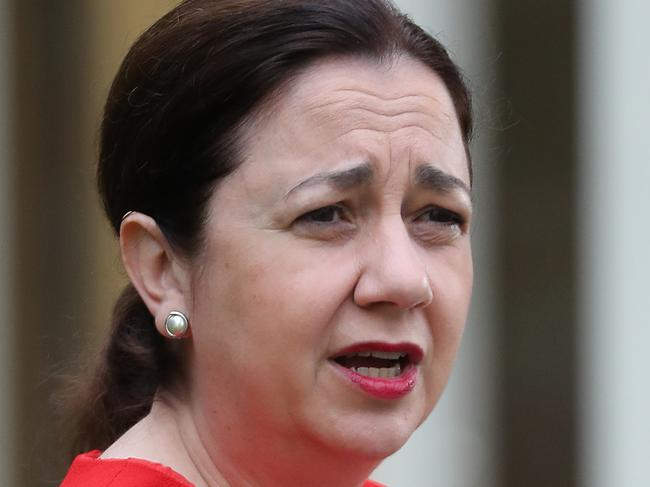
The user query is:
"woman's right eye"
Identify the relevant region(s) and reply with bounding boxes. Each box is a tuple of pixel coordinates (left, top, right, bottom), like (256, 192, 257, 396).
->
(291, 204, 356, 240)
(295, 205, 345, 224)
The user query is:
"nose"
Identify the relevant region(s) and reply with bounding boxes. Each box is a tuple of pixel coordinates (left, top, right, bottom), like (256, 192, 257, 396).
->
(353, 218, 433, 310)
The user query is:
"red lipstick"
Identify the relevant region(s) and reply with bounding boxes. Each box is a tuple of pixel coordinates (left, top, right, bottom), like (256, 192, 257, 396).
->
(330, 342, 423, 400)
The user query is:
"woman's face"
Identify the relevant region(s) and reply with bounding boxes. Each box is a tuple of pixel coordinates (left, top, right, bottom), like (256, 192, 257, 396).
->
(185, 56, 473, 462)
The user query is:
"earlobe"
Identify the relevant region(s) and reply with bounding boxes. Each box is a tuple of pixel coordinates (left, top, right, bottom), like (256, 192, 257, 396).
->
(119, 212, 191, 338)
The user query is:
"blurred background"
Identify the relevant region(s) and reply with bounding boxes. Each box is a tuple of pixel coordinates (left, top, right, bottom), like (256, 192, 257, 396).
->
(0, 0, 648, 486)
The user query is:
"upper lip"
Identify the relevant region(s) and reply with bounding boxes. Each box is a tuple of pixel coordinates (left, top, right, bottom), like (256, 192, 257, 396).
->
(329, 341, 424, 364)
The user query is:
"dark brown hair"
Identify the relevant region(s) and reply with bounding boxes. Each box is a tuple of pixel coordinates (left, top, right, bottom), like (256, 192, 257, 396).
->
(71, 0, 473, 455)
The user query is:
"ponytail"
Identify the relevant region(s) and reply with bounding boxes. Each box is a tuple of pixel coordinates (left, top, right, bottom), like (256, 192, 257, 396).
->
(69, 284, 172, 455)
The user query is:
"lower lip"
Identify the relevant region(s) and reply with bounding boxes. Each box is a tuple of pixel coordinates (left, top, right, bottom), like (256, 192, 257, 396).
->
(331, 362, 418, 400)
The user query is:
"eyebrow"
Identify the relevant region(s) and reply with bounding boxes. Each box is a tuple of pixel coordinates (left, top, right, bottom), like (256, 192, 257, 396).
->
(283, 162, 471, 200)
(414, 164, 472, 198)
(284, 163, 374, 199)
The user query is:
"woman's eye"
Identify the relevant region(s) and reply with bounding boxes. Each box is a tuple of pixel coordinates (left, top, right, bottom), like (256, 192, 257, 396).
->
(297, 205, 345, 224)
(416, 207, 464, 226)
(411, 206, 467, 243)
(292, 204, 355, 240)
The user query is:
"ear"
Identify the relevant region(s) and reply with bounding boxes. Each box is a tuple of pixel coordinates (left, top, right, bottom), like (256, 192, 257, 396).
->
(119, 212, 192, 338)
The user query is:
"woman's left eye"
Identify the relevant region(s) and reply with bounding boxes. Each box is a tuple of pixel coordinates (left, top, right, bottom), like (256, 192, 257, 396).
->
(411, 206, 467, 243)
(415, 207, 464, 226)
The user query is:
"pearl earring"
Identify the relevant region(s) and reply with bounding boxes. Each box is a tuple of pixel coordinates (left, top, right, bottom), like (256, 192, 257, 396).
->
(164, 311, 189, 339)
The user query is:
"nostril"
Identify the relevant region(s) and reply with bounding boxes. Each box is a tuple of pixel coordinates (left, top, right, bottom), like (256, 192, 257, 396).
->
(353, 274, 433, 310)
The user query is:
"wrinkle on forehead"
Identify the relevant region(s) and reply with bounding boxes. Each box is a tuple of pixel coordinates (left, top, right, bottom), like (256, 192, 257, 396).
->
(305, 88, 450, 121)
(236, 55, 469, 192)
(293, 73, 458, 144)
(244, 55, 461, 147)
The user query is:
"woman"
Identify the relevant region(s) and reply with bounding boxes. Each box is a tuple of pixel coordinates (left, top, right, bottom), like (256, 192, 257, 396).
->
(61, 0, 473, 485)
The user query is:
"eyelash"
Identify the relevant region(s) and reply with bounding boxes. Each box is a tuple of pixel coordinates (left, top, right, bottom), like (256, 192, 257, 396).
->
(413, 206, 465, 227)
(295, 205, 348, 224)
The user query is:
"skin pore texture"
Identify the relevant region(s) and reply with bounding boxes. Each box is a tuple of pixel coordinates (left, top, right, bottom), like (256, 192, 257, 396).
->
(109, 55, 473, 487)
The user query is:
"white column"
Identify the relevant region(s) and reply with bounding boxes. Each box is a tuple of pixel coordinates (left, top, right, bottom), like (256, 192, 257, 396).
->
(577, 0, 650, 486)
(373, 1, 500, 486)
(0, 0, 15, 485)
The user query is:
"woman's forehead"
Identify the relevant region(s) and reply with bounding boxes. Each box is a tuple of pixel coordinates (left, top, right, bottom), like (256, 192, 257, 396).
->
(236, 55, 468, 183)
(263, 55, 459, 135)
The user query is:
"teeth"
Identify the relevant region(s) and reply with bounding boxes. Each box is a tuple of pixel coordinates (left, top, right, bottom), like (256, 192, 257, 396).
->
(353, 363, 402, 378)
(346, 351, 405, 359)
(340, 349, 408, 379)
(370, 351, 404, 360)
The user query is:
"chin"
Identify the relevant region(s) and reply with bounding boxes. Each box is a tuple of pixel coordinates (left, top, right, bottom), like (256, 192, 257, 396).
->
(294, 362, 439, 462)
(303, 404, 426, 462)
(346, 423, 417, 462)
(354, 433, 412, 460)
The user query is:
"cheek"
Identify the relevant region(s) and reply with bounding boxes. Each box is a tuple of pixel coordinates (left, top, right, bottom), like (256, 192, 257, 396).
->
(187, 238, 364, 427)
(423, 245, 473, 382)
(191, 236, 360, 366)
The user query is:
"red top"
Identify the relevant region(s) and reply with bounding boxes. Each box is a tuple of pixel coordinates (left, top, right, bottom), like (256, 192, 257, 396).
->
(61, 450, 386, 486)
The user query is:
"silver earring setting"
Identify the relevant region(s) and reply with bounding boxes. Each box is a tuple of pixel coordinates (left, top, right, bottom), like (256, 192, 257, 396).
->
(164, 311, 189, 339)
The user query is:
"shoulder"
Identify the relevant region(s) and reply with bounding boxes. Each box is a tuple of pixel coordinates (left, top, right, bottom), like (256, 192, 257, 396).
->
(60, 450, 194, 487)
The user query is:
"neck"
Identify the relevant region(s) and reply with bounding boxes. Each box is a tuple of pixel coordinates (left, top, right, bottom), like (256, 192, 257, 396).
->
(151, 393, 381, 487)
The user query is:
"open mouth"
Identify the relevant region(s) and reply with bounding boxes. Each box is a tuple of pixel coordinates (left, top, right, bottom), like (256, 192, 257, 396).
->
(332, 350, 413, 379)
(329, 344, 423, 399)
